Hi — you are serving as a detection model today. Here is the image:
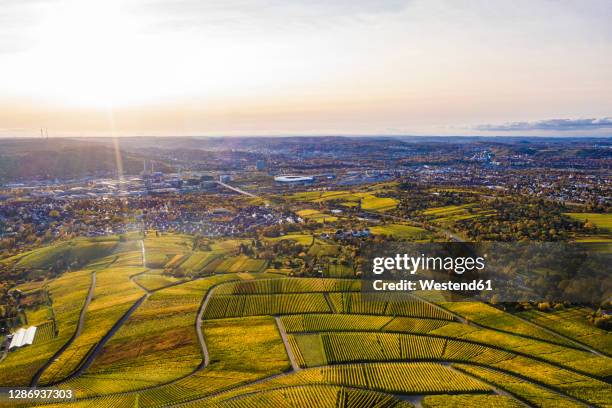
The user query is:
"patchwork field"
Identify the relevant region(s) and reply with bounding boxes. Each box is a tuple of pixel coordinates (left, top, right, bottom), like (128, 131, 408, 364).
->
(421, 204, 495, 224)
(1, 235, 610, 408)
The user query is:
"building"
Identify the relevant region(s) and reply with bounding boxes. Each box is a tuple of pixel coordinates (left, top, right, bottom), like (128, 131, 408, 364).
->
(219, 175, 232, 183)
(9, 326, 37, 350)
(256, 160, 266, 171)
(274, 175, 314, 184)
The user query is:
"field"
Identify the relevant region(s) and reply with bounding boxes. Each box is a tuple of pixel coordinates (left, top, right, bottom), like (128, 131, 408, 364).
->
(38, 266, 146, 385)
(1, 234, 610, 407)
(0, 269, 93, 386)
(264, 234, 315, 245)
(370, 223, 430, 240)
(296, 209, 338, 223)
(59, 275, 241, 397)
(212, 255, 268, 274)
(517, 307, 612, 355)
(565, 212, 612, 231)
(420, 204, 495, 225)
(287, 190, 398, 212)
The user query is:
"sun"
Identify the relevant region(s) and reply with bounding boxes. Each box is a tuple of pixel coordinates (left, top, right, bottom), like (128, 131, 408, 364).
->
(22, 0, 160, 108)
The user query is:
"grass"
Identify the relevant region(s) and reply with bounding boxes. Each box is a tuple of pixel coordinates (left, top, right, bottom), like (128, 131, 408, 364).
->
(264, 234, 314, 246)
(370, 224, 430, 239)
(435, 301, 575, 347)
(565, 212, 612, 230)
(291, 333, 327, 367)
(452, 365, 584, 408)
(422, 394, 523, 408)
(421, 204, 494, 224)
(517, 307, 612, 356)
(213, 255, 268, 273)
(143, 234, 193, 268)
(287, 190, 398, 212)
(133, 271, 182, 291)
(203, 316, 289, 374)
(296, 209, 338, 223)
(11, 238, 118, 271)
(308, 240, 341, 256)
(175, 251, 219, 275)
(131, 316, 289, 407)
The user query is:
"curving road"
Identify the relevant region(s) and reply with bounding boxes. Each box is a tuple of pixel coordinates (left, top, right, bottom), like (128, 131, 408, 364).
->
(195, 283, 216, 369)
(56, 293, 149, 385)
(31, 271, 96, 387)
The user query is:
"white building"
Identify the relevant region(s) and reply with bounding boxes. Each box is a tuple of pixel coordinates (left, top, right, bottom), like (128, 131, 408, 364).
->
(9, 326, 37, 349)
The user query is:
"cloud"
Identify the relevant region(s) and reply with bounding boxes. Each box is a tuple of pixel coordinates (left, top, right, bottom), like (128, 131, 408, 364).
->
(475, 117, 612, 132)
(137, 0, 410, 31)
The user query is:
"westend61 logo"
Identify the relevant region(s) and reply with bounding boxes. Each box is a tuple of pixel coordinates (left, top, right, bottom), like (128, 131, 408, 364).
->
(361, 242, 610, 303)
(372, 254, 486, 275)
(369, 253, 492, 293)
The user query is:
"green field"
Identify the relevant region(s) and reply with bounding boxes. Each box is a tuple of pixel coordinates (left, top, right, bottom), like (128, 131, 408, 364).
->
(296, 209, 338, 223)
(565, 212, 612, 230)
(287, 190, 398, 212)
(421, 204, 494, 224)
(370, 223, 430, 239)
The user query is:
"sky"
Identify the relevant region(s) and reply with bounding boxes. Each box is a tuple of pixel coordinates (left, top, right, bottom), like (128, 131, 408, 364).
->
(0, 0, 611, 137)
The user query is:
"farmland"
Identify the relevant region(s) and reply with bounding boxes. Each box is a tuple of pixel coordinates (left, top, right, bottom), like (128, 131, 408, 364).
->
(286, 190, 398, 212)
(369, 224, 430, 240)
(0, 233, 610, 407)
(565, 213, 612, 231)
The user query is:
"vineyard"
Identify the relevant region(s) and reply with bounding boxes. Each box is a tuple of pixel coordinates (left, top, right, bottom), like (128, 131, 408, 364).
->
(1, 234, 610, 408)
(203, 293, 332, 319)
(329, 292, 455, 320)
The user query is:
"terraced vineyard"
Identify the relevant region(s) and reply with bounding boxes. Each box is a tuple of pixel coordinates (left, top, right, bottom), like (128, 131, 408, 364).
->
(1, 235, 610, 408)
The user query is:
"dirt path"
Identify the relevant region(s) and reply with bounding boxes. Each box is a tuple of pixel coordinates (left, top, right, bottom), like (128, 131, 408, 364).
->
(323, 293, 336, 313)
(170, 360, 590, 408)
(508, 312, 605, 357)
(451, 364, 592, 408)
(446, 363, 533, 408)
(140, 239, 146, 267)
(275, 316, 301, 372)
(195, 283, 217, 369)
(55, 293, 149, 385)
(31, 271, 96, 387)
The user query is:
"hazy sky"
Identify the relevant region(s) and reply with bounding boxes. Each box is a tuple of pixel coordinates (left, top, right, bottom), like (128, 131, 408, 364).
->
(1, 0, 611, 137)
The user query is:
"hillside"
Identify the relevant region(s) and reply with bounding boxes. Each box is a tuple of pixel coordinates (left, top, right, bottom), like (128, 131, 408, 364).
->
(0, 139, 172, 182)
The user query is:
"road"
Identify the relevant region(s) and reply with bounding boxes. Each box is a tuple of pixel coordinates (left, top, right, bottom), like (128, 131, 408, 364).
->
(140, 239, 146, 267)
(215, 181, 258, 198)
(195, 283, 217, 369)
(56, 293, 149, 385)
(31, 271, 96, 387)
(274, 316, 301, 372)
(508, 312, 605, 357)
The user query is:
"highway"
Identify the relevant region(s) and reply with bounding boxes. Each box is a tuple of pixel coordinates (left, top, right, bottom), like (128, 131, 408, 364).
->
(215, 181, 258, 198)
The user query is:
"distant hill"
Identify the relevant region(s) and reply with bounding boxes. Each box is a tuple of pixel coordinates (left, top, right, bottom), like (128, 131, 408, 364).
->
(0, 138, 173, 182)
